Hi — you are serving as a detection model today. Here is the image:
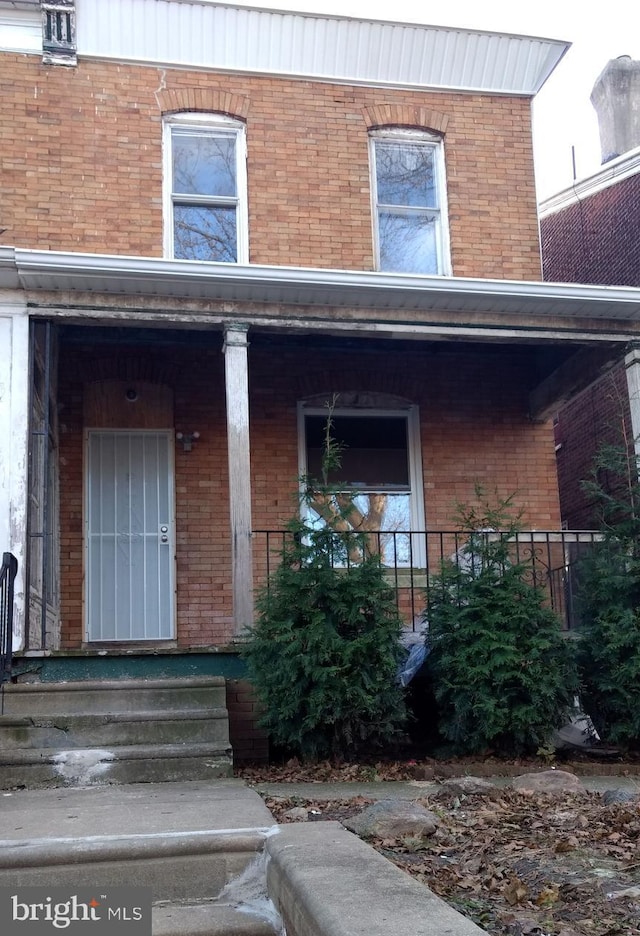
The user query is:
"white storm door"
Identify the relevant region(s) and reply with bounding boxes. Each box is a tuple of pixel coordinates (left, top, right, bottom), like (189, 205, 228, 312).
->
(86, 431, 176, 641)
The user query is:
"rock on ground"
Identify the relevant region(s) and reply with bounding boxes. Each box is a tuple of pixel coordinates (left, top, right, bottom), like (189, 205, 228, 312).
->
(282, 806, 309, 821)
(602, 788, 639, 806)
(342, 799, 439, 839)
(438, 776, 497, 796)
(512, 769, 585, 794)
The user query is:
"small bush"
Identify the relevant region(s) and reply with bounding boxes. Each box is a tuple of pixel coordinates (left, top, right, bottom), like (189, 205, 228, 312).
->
(242, 403, 407, 761)
(576, 436, 640, 745)
(424, 490, 578, 755)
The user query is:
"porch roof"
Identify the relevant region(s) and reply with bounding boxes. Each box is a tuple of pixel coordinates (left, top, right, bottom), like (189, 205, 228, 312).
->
(3, 247, 640, 330)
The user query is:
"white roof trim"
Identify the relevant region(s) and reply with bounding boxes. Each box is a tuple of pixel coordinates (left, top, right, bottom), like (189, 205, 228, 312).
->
(0, 6, 40, 53)
(3, 247, 640, 325)
(74, 0, 569, 96)
(539, 145, 640, 217)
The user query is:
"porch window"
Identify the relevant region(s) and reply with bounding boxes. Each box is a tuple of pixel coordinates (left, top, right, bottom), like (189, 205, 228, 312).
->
(298, 406, 425, 567)
(370, 130, 450, 275)
(164, 114, 248, 263)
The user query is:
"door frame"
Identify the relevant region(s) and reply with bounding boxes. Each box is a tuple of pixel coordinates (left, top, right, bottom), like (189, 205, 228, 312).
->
(83, 428, 177, 644)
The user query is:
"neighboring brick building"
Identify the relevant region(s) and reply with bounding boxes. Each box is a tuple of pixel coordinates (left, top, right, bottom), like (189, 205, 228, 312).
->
(540, 56, 640, 528)
(2, 3, 640, 761)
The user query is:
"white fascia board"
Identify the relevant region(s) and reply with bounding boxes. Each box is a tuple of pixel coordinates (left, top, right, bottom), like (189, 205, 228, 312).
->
(6, 247, 640, 322)
(0, 6, 40, 53)
(539, 145, 640, 217)
(76, 0, 569, 96)
(0, 248, 21, 288)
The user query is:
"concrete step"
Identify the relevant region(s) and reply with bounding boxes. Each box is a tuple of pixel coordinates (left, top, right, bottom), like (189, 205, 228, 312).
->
(153, 902, 277, 936)
(0, 708, 230, 749)
(0, 829, 267, 900)
(1, 677, 227, 715)
(0, 734, 282, 933)
(0, 782, 275, 913)
(0, 741, 233, 788)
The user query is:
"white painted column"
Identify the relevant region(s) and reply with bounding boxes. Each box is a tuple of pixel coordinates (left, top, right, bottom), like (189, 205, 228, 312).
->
(625, 347, 640, 468)
(0, 300, 30, 651)
(223, 324, 254, 635)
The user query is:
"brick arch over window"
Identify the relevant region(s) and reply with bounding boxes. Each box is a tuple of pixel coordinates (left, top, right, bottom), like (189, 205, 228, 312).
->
(363, 104, 449, 136)
(157, 88, 250, 121)
(299, 390, 414, 410)
(295, 373, 424, 403)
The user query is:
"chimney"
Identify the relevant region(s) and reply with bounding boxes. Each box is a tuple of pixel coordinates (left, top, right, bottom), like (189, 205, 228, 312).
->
(590, 56, 640, 163)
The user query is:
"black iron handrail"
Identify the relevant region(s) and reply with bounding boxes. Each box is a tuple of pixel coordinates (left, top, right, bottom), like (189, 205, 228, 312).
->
(0, 552, 18, 684)
(252, 529, 602, 631)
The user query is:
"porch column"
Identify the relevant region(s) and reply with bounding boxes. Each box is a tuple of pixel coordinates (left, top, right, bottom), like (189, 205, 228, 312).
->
(0, 303, 29, 650)
(625, 346, 640, 468)
(223, 324, 254, 635)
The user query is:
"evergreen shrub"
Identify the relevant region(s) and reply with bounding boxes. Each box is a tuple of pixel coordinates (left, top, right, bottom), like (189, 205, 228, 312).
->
(576, 439, 640, 745)
(424, 490, 578, 755)
(242, 406, 407, 761)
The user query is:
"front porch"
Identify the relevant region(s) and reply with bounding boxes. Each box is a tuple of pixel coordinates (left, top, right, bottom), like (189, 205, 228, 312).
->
(3, 248, 640, 768)
(41, 323, 575, 653)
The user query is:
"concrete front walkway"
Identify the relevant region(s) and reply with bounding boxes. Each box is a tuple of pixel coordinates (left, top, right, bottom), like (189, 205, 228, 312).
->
(0, 778, 274, 842)
(1, 775, 638, 936)
(2, 774, 639, 845)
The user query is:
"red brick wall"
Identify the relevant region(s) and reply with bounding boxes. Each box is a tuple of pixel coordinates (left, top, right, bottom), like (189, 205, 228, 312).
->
(226, 679, 269, 764)
(249, 342, 561, 533)
(0, 55, 541, 279)
(541, 174, 640, 287)
(554, 363, 632, 529)
(540, 174, 640, 528)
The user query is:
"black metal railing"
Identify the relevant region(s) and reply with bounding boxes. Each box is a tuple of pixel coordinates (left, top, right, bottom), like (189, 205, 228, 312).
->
(0, 552, 18, 684)
(252, 530, 601, 631)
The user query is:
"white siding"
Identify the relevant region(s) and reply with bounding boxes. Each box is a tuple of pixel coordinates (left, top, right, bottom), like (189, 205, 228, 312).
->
(0, 9, 40, 53)
(76, 0, 568, 95)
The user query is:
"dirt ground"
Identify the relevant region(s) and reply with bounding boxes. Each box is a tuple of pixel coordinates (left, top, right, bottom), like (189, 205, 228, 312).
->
(237, 760, 640, 935)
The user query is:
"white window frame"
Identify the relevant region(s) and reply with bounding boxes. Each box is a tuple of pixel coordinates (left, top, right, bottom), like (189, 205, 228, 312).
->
(163, 112, 249, 263)
(297, 403, 426, 568)
(369, 128, 451, 276)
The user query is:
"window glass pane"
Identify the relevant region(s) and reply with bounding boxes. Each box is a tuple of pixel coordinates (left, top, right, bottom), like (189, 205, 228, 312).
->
(307, 493, 412, 566)
(375, 142, 436, 208)
(305, 415, 409, 488)
(379, 210, 438, 274)
(174, 204, 237, 262)
(172, 131, 236, 197)
(308, 492, 410, 531)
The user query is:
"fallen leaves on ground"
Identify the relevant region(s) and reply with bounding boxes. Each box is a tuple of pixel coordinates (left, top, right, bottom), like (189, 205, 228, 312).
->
(263, 788, 640, 936)
(238, 757, 419, 782)
(235, 754, 640, 784)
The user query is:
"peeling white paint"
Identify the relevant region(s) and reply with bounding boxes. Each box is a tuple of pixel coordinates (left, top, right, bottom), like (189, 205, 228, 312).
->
(52, 749, 116, 784)
(625, 349, 640, 468)
(0, 306, 29, 650)
(223, 325, 253, 632)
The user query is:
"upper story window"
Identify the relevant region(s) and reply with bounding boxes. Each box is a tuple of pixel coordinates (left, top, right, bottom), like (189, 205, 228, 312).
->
(164, 114, 248, 263)
(370, 130, 450, 276)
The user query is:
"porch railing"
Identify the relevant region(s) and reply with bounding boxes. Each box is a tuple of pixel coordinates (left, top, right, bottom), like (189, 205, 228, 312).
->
(0, 552, 18, 685)
(252, 530, 602, 631)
